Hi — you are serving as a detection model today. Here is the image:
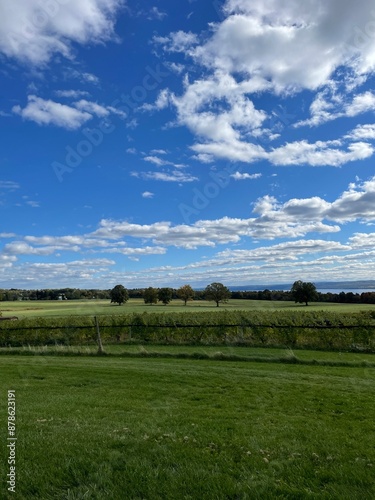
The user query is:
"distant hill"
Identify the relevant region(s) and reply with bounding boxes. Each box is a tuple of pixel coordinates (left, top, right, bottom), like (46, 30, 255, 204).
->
(228, 281, 375, 291)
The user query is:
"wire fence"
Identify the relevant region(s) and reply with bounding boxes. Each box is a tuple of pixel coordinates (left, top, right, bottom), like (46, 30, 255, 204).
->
(1, 316, 375, 351)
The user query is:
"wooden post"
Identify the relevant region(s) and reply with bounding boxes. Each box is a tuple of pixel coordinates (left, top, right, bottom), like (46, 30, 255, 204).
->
(95, 316, 104, 354)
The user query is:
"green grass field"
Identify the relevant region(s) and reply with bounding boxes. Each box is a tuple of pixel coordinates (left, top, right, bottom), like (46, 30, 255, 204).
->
(1, 298, 374, 318)
(1, 352, 375, 499)
(2, 300, 375, 498)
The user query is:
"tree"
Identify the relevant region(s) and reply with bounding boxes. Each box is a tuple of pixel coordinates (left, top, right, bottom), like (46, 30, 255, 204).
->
(204, 282, 231, 307)
(110, 284, 129, 305)
(290, 280, 318, 306)
(177, 284, 195, 305)
(158, 287, 173, 305)
(143, 287, 158, 305)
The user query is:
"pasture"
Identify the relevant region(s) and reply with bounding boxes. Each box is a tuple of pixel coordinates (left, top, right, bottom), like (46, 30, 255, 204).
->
(1, 300, 375, 498)
(1, 298, 375, 318)
(1, 352, 375, 499)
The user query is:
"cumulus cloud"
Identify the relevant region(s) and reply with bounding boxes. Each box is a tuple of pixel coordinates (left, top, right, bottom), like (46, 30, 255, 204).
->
(201, 0, 375, 91)
(0, 0, 124, 65)
(152, 0, 375, 165)
(268, 140, 374, 167)
(346, 124, 375, 141)
(297, 91, 375, 127)
(12, 95, 92, 129)
(327, 177, 375, 222)
(12, 95, 126, 129)
(349, 233, 375, 249)
(2, 177, 375, 287)
(191, 137, 374, 166)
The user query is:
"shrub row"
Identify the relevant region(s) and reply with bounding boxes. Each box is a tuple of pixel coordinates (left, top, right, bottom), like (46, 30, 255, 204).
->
(0, 310, 374, 351)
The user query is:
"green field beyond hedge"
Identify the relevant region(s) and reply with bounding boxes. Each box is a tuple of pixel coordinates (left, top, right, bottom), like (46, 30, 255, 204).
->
(1, 298, 375, 318)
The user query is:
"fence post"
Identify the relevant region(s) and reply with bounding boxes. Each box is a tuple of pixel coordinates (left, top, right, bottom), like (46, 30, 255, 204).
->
(95, 316, 104, 354)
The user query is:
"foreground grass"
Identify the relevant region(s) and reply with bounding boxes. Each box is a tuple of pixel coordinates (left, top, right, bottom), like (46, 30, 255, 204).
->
(1, 298, 374, 318)
(1, 355, 375, 498)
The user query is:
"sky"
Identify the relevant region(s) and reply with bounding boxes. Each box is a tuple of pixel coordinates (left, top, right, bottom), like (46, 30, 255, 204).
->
(1, 0, 375, 290)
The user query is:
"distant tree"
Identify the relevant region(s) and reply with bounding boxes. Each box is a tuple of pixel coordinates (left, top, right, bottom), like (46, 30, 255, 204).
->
(177, 284, 195, 305)
(110, 284, 129, 305)
(290, 280, 318, 306)
(204, 282, 231, 307)
(158, 287, 173, 305)
(143, 287, 158, 305)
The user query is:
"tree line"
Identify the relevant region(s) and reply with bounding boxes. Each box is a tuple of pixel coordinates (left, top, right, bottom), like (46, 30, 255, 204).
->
(1, 281, 375, 305)
(110, 282, 231, 307)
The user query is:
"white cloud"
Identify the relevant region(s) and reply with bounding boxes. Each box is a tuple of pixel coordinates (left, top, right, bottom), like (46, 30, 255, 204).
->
(55, 90, 90, 99)
(199, 0, 375, 92)
(142, 191, 154, 198)
(106, 246, 166, 255)
(143, 155, 167, 166)
(0, 181, 20, 190)
(147, 7, 167, 21)
(69, 70, 101, 85)
(0, 0, 124, 66)
(4, 241, 61, 256)
(230, 172, 262, 180)
(191, 139, 265, 163)
(131, 170, 198, 183)
(150, 149, 168, 155)
(268, 140, 374, 167)
(154, 1, 375, 165)
(349, 233, 375, 249)
(346, 124, 375, 141)
(0, 254, 17, 270)
(73, 99, 111, 117)
(327, 177, 375, 222)
(1, 177, 373, 263)
(346, 91, 375, 117)
(141, 89, 170, 112)
(12, 95, 126, 129)
(154, 30, 198, 53)
(0, 233, 16, 238)
(12, 95, 92, 129)
(297, 91, 375, 127)
(25, 200, 40, 208)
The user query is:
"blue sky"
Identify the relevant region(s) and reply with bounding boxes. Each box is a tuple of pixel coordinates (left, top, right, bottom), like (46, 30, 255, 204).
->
(1, 0, 375, 289)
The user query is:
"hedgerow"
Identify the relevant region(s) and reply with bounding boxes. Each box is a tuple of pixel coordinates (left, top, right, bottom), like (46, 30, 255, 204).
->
(0, 310, 374, 351)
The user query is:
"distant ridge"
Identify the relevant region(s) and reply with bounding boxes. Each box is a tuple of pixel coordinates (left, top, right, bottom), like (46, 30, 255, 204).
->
(228, 280, 375, 292)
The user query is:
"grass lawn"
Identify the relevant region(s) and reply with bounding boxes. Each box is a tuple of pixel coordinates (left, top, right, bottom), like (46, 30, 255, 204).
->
(1, 298, 374, 318)
(1, 353, 375, 499)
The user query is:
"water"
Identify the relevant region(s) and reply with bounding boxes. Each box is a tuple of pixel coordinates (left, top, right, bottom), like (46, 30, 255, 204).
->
(317, 289, 375, 294)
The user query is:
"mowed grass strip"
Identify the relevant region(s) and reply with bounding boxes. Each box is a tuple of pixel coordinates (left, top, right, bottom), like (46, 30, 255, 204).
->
(3, 344, 375, 368)
(1, 356, 375, 499)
